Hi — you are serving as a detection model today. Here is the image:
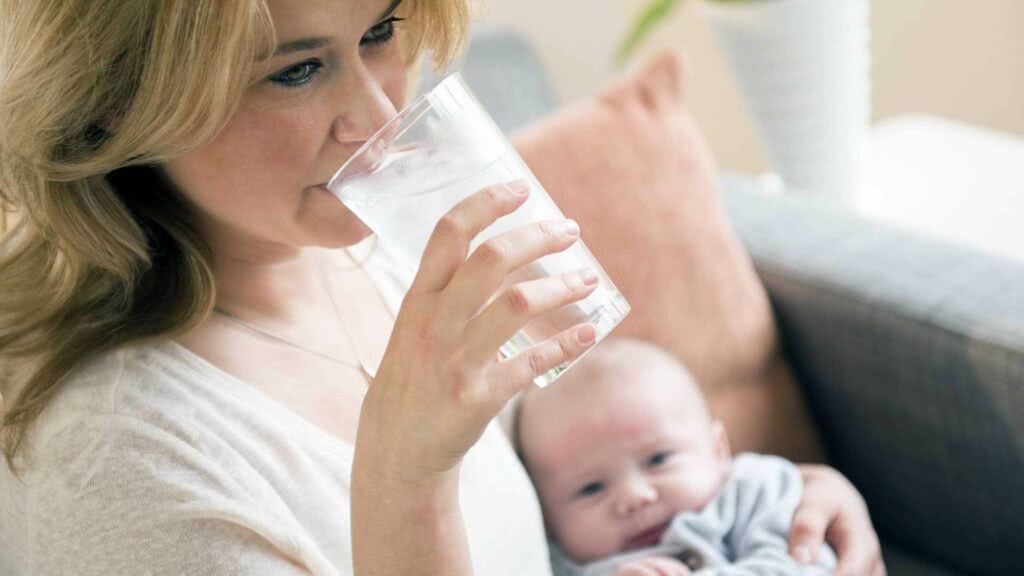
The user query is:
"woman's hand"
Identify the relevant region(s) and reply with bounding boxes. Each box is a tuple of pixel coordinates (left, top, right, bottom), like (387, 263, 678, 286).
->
(351, 180, 598, 574)
(613, 556, 692, 576)
(361, 180, 597, 479)
(791, 464, 887, 576)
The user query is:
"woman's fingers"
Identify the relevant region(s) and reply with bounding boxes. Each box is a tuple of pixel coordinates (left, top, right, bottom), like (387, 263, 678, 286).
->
(791, 464, 886, 576)
(872, 557, 889, 576)
(461, 269, 599, 366)
(789, 498, 833, 565)
(829, 502, 885, 576)
(443, 218, 581, 319)
(409, 180, 530, 294)
(486, 323, 596, 398)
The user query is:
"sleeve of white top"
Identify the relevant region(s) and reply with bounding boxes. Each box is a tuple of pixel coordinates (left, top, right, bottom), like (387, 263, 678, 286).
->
(26, 413, 317, 576)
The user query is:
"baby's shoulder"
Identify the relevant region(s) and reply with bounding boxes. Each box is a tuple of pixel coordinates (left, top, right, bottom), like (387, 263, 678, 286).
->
(731, 452, 800, 480)
(721, 452, 804, 511)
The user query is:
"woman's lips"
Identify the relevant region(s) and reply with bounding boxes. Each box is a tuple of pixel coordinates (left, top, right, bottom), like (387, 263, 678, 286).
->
(623, 521, 671, 551)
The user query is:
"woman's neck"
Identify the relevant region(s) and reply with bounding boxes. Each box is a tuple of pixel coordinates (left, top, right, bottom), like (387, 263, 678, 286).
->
(200, 217, 336, 323)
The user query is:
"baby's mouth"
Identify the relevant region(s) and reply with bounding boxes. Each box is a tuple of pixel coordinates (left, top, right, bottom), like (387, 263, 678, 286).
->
(623, 521, 671, 551)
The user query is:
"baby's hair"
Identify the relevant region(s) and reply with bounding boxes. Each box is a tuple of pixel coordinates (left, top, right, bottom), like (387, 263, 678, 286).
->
(513, 336, 699, 458)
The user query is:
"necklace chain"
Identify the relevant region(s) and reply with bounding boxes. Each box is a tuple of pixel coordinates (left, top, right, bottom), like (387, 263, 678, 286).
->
(213, 307, 365, 372)
(214, 246, 385, 376)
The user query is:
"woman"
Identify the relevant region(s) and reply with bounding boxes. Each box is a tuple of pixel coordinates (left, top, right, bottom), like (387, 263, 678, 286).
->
(0, 1, 885, 575)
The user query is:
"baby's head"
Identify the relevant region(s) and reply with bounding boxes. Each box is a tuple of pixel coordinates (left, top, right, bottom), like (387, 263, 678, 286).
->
(517, 338, 731, 563)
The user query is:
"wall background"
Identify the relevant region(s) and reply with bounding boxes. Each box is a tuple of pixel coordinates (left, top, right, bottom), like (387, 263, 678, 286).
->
(3, 1, 1022, 234)
(480, 0, 1024, 173)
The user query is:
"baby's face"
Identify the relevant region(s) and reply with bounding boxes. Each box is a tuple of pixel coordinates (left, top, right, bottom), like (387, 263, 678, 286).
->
(520, 365, 730, 563)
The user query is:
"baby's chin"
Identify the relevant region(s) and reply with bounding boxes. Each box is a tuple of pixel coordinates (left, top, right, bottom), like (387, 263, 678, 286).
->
(621, 520, 673, 552)
(554, 532, 633, 565)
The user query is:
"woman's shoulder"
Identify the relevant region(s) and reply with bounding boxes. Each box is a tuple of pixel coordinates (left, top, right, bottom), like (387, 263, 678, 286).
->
(3, 340, 333, 576)
(28, 338, 347, 481)
(24, 339, 275, 478)
(33, 340, 214, 437)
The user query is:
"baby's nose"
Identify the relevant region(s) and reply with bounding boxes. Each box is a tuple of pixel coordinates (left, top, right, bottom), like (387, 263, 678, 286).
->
(614, 477, 658, 515)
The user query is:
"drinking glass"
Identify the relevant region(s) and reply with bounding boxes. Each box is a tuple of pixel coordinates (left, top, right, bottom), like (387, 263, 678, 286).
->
(328, 73, 629, 386)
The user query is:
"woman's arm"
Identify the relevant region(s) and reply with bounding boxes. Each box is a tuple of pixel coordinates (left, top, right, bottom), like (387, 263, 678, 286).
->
(790, 464, 887, 576)
(351, 181, 597, 575)
(351, 465, 471, 575)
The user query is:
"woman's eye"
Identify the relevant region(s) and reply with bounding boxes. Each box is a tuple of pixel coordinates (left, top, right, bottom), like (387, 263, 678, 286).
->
(361, 16, 404, 46)
(269, 60, 323, 88)
(576, 481, 605, 498)
(647, 451, 672, 468)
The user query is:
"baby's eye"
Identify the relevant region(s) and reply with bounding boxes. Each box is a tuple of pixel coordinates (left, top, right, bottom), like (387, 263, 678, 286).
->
(647, 451, 672, 468)
(575, 481, 605, 498)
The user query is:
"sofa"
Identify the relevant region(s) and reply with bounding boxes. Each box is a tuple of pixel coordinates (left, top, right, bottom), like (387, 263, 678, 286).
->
(420, 25, 1023, 576)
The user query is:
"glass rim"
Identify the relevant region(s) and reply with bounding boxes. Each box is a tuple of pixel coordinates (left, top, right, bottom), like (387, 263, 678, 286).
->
(327, 72, 466, 192)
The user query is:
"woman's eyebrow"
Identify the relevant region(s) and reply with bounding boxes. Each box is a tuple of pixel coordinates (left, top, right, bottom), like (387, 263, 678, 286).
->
(273, 37, 331, 57)
(270, 0, 403, 58)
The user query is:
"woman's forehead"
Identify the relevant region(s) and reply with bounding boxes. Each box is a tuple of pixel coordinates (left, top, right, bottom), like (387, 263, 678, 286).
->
(265, 0, 397, 39)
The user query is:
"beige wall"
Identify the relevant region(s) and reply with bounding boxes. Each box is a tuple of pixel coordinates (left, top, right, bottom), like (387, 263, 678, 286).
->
(2, 1, 1019, 235)
(481, 0, 1024, 173)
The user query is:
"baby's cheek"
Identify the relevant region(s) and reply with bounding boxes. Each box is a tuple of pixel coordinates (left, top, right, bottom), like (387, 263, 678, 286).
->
(665, 468, 724, 512)
(553, 506, 621, 563)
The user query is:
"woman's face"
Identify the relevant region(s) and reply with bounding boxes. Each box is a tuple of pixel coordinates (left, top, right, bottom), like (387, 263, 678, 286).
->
(163, 0, 409, 251)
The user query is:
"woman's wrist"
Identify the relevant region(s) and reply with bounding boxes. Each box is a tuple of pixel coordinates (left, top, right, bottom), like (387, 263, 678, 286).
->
(351, 457, 471, 575)
(351, 420, 473, 576)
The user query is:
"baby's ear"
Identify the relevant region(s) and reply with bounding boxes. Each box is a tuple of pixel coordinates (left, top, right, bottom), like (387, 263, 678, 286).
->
(711, 419, 732, 467)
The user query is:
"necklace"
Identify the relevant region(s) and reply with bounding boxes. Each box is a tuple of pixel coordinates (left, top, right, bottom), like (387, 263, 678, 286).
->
(214, 248, 383, 377)
(214, 307, 366, 372)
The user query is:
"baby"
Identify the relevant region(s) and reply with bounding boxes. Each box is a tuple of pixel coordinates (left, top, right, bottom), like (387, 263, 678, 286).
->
(516, 338, 837, 576)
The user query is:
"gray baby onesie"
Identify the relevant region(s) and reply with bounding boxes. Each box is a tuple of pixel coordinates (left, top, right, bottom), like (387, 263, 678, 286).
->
(549, 453, 837, 575)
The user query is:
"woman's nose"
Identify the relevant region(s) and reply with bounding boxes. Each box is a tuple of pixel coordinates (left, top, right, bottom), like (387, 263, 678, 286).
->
(614, 476, 658, 516)
(331, 65, 398, 143)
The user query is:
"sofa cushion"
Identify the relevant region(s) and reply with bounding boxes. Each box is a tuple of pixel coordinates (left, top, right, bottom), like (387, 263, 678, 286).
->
(510, 51, 821, 460)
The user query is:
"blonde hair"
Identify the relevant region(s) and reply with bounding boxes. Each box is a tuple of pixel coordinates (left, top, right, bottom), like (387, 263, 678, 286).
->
(0, 0, 470, 470)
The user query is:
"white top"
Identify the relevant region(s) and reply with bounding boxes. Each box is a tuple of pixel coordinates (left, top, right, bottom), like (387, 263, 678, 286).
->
(0, 240, 552, 575)
(0, 341, 551, 576)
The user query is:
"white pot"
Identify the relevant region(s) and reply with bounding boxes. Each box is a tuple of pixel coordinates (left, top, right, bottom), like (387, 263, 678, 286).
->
(702, 0, 870, 203)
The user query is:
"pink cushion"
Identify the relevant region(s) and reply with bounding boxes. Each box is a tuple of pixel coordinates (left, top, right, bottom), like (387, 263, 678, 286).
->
(511, 51, 821, 460)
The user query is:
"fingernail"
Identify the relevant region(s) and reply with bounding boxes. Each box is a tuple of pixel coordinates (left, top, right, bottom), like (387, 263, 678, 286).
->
(580, 268, 599, 286)
(561, 219, 580, 237)
(508, 180, 530, 196)
(794, 546, 812, 564)
(577, 324, 596, 344)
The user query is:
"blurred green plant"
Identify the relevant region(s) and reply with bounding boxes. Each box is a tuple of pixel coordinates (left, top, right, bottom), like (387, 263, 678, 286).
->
(615, 0, 754, 67)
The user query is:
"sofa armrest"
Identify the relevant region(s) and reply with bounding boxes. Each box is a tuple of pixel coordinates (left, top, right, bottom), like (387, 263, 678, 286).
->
(721, 173, 1024, 576)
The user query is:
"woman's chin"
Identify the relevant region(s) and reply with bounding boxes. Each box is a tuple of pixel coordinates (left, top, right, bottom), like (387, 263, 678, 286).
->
(310, 218, 373, 248)
(338, 221, 374, 246)
(304, 185, 375, 247)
